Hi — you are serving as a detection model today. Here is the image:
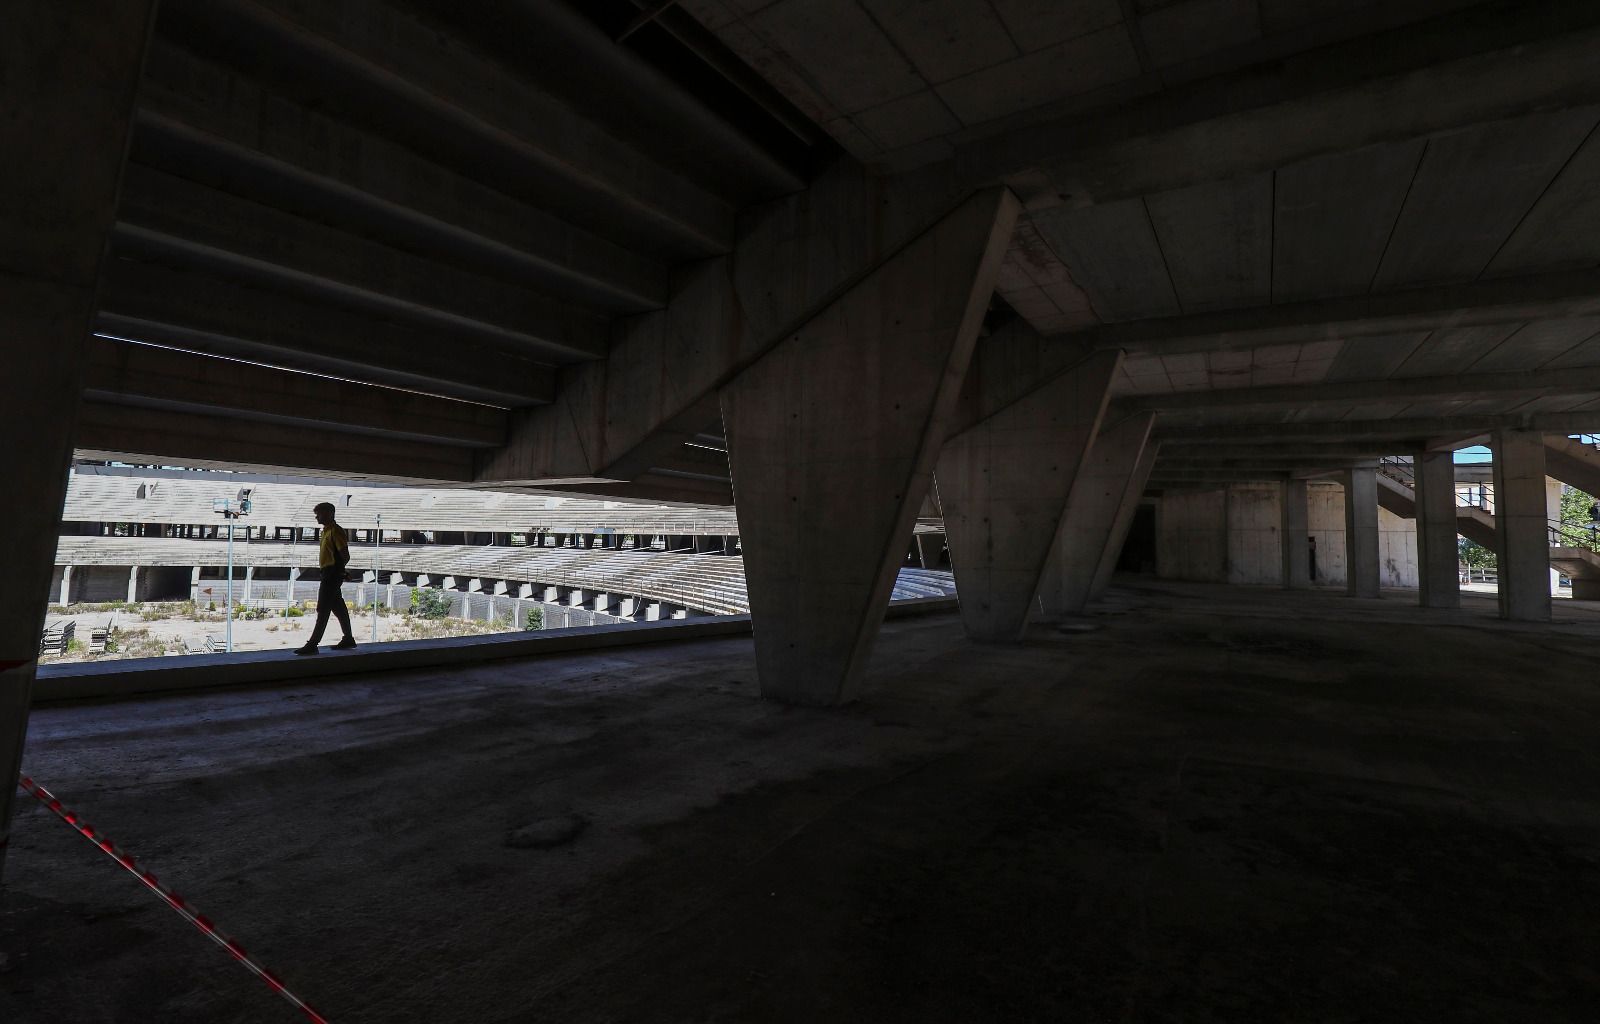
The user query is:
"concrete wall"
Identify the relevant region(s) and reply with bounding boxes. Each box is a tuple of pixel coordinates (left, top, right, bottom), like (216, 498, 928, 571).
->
(1225, 484, 1281, 585)
(1156, 489, 1227, 582)
(1307, 482, 1348, 587)
(1159, 481, 1420, 589)
(1379, 507, 1420, 589)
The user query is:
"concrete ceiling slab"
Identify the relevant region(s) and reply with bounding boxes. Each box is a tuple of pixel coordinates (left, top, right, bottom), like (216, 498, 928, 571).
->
(1139, 0, 1261, 70)
(859, 0, 1020, 83)
(1467, 315, 1600, 373)
(934, 25, 1140, 126)
(1030, 198, 1179, 321)
(987, 0, 1124, 53)
(1146, 172, 1272, 312)
(1389, 324, 1521, 378)
(1487, 118, 1600, 275)
(748, 0, 924, 114)
(1372, 109, 1600, 289)
(1271, 139, 1425, 303)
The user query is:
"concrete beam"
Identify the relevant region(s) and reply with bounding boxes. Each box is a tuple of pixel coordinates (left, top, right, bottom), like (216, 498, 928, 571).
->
(96, 259, 555, 407)
(1, 0, 158, 883)
(158, 0, 734, 258)
(1156, 412, 1600, 445)
(74, 401, 476, 483)
(82, 335, 508, 448)
(1074, 269, 1600, 355)
(722, 187, 1018, 705)
(135, 39, 668, 311)
(115, 164, 609, 362)
(937, 351, 1120, 642)
(1129, 363, 1600, 414)
(477, 159, 969, 488)
(959, 1, 1600, 206)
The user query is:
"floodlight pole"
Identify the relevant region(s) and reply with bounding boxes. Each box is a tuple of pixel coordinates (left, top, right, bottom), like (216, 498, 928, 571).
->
(372, 513, 382, 643)
(224, 514, 235, 654)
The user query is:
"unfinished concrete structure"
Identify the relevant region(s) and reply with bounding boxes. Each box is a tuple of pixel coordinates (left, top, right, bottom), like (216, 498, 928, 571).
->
(7, 2, 1600, 1019)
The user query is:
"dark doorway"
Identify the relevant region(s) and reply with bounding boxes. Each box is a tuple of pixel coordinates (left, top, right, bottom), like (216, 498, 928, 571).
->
(1116, 505, 1157, 574)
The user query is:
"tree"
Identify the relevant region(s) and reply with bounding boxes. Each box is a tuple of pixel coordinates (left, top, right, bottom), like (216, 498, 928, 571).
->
(1558, 485, 1600, 550)
(524, 606, 543, 631)
(1459, 537, 1496, 570)
(409, 587, 452, 619)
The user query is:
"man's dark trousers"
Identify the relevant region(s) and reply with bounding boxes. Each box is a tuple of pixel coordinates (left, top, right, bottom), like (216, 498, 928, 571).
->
(308, 570, 354, 645)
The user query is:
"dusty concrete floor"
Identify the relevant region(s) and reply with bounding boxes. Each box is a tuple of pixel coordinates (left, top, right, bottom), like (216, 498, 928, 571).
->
(3, 579, 1598, 1022)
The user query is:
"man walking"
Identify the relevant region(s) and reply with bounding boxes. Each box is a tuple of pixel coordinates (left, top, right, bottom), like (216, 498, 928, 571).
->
(296, 502, 356, 655)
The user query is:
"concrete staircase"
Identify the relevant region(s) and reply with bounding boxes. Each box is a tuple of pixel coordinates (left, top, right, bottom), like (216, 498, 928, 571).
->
(1549, 546, 1600, 598)
(1374, 472, 1498, 550)
(1543, 436, 1600, 496)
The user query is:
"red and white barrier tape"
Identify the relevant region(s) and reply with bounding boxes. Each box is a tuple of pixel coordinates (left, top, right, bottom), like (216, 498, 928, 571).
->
(15, 775, 330, 1023)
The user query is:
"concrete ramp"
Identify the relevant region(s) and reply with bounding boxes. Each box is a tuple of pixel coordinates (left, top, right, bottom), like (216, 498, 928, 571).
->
(1543, 436, 1600, 497)
(1375, 473, 1497, 550)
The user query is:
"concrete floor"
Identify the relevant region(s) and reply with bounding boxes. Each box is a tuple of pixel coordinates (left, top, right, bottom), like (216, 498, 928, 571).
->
(3, 580, 1598, 1022)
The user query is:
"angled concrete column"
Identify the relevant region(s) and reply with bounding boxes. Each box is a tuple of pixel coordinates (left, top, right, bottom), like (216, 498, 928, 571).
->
(0, 0, 157, 883)
(723, 188, 1018, 704)
(1492, 429, 1552, 621)
(1281, 479, 1310, 589)
(1039, 410, 1156, 618)
(1344, 468, 1380, 599)
(1414, 451, 1461, 609)
(915, 533, 944, 570)
(1087, 441, 1160, 601)
(937, 353, 1120, 640)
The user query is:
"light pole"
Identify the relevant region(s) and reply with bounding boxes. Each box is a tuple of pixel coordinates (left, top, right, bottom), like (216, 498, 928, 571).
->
(372, 513, 382, 642)
(212, 487, 253, 654)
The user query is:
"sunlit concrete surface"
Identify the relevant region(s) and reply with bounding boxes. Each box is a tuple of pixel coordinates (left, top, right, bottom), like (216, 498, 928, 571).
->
(4, 579, 1598, 1022)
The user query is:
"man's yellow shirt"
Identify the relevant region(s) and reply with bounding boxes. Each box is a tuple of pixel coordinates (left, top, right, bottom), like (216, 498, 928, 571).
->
(319, 524, 348, 568)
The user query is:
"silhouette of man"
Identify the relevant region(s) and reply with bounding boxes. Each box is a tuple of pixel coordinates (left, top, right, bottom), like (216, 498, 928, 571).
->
(296, 502, 356, 654)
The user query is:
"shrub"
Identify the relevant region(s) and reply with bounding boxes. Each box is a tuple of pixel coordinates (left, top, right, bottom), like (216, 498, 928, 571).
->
(286, 605, 305, 618)
(410, 587, 452, 619)
(524, 607, 543, 631)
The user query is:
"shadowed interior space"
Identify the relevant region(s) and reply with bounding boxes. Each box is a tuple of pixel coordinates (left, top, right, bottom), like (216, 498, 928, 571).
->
(4, 580, 1597, 1023)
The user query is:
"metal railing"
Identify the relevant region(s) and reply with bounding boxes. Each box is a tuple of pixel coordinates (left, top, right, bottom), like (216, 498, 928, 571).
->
(1549, 518, 1600, 551)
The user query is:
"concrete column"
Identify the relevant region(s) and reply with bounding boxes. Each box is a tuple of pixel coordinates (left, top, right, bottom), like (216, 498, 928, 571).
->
(242, 566, 255, 605)
(1344, 468, 1381, 599)
(1280, 479, 1311, 589)
(938, 352, 1121, 639)
(567, 589, 586, 607)
(722, 189, 1017, 703)
(1039, 411, 1157, 617)
(1492, 429, 1552, 621)
(645, 602, 662, 621)
(592, 592, 610, 612)
(1087, 441, 1161, 603)
(57, 566, 74, 606)
(1546, 476, 1564, 597)
(915, 533, 944, 570)
(0, 0, 157, 883)
(1414, 451, 1461, 609)
(190, 566, 203, 604)
(127, 566, 140, 604)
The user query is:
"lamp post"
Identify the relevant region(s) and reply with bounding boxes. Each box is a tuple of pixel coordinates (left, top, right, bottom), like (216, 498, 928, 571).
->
(372, 513, 382, 643)
(212, 487, 253, 654)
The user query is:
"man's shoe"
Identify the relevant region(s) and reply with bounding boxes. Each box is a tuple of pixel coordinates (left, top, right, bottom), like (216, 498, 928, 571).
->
(294, 644, 319, 656)
(332, 637, 358, 651)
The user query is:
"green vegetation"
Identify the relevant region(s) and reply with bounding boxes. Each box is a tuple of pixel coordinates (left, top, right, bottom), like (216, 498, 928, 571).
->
(1459, 538, 1496, 571)
(524, 606, 543, 631)
(1558, 486, 1600, 550)
(410, 587, 453, 619)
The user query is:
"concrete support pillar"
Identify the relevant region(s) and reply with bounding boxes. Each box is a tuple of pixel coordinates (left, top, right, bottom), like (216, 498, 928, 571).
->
(127, 565, 140, 604)
(541, 585, 559, 602)
(722, 189, 1017, 703)
(1344, 468, 1381, 599)
(645, 602, 662, 622)
(190, 566, 203, 604)
(1547, 476, 1564, 597)
(1281, 479, 1311, 589)
(915, 533, 944, 570)
(242, 566, 255, 604)
(1414, 451, 1461, 609)
(57, 566, 74, 607)
(1038, 410, 1157, 617)
(0, 0, 157, 883)
(567, 589, 585, 607)
(1088, 440, 1161, 602)
(938, 352, 1121, 638)
(592, 592, 610, 612)
(723, 536, 739, 555)
(1492, 428, 1552, 622)
(619, 597, 638, 617)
